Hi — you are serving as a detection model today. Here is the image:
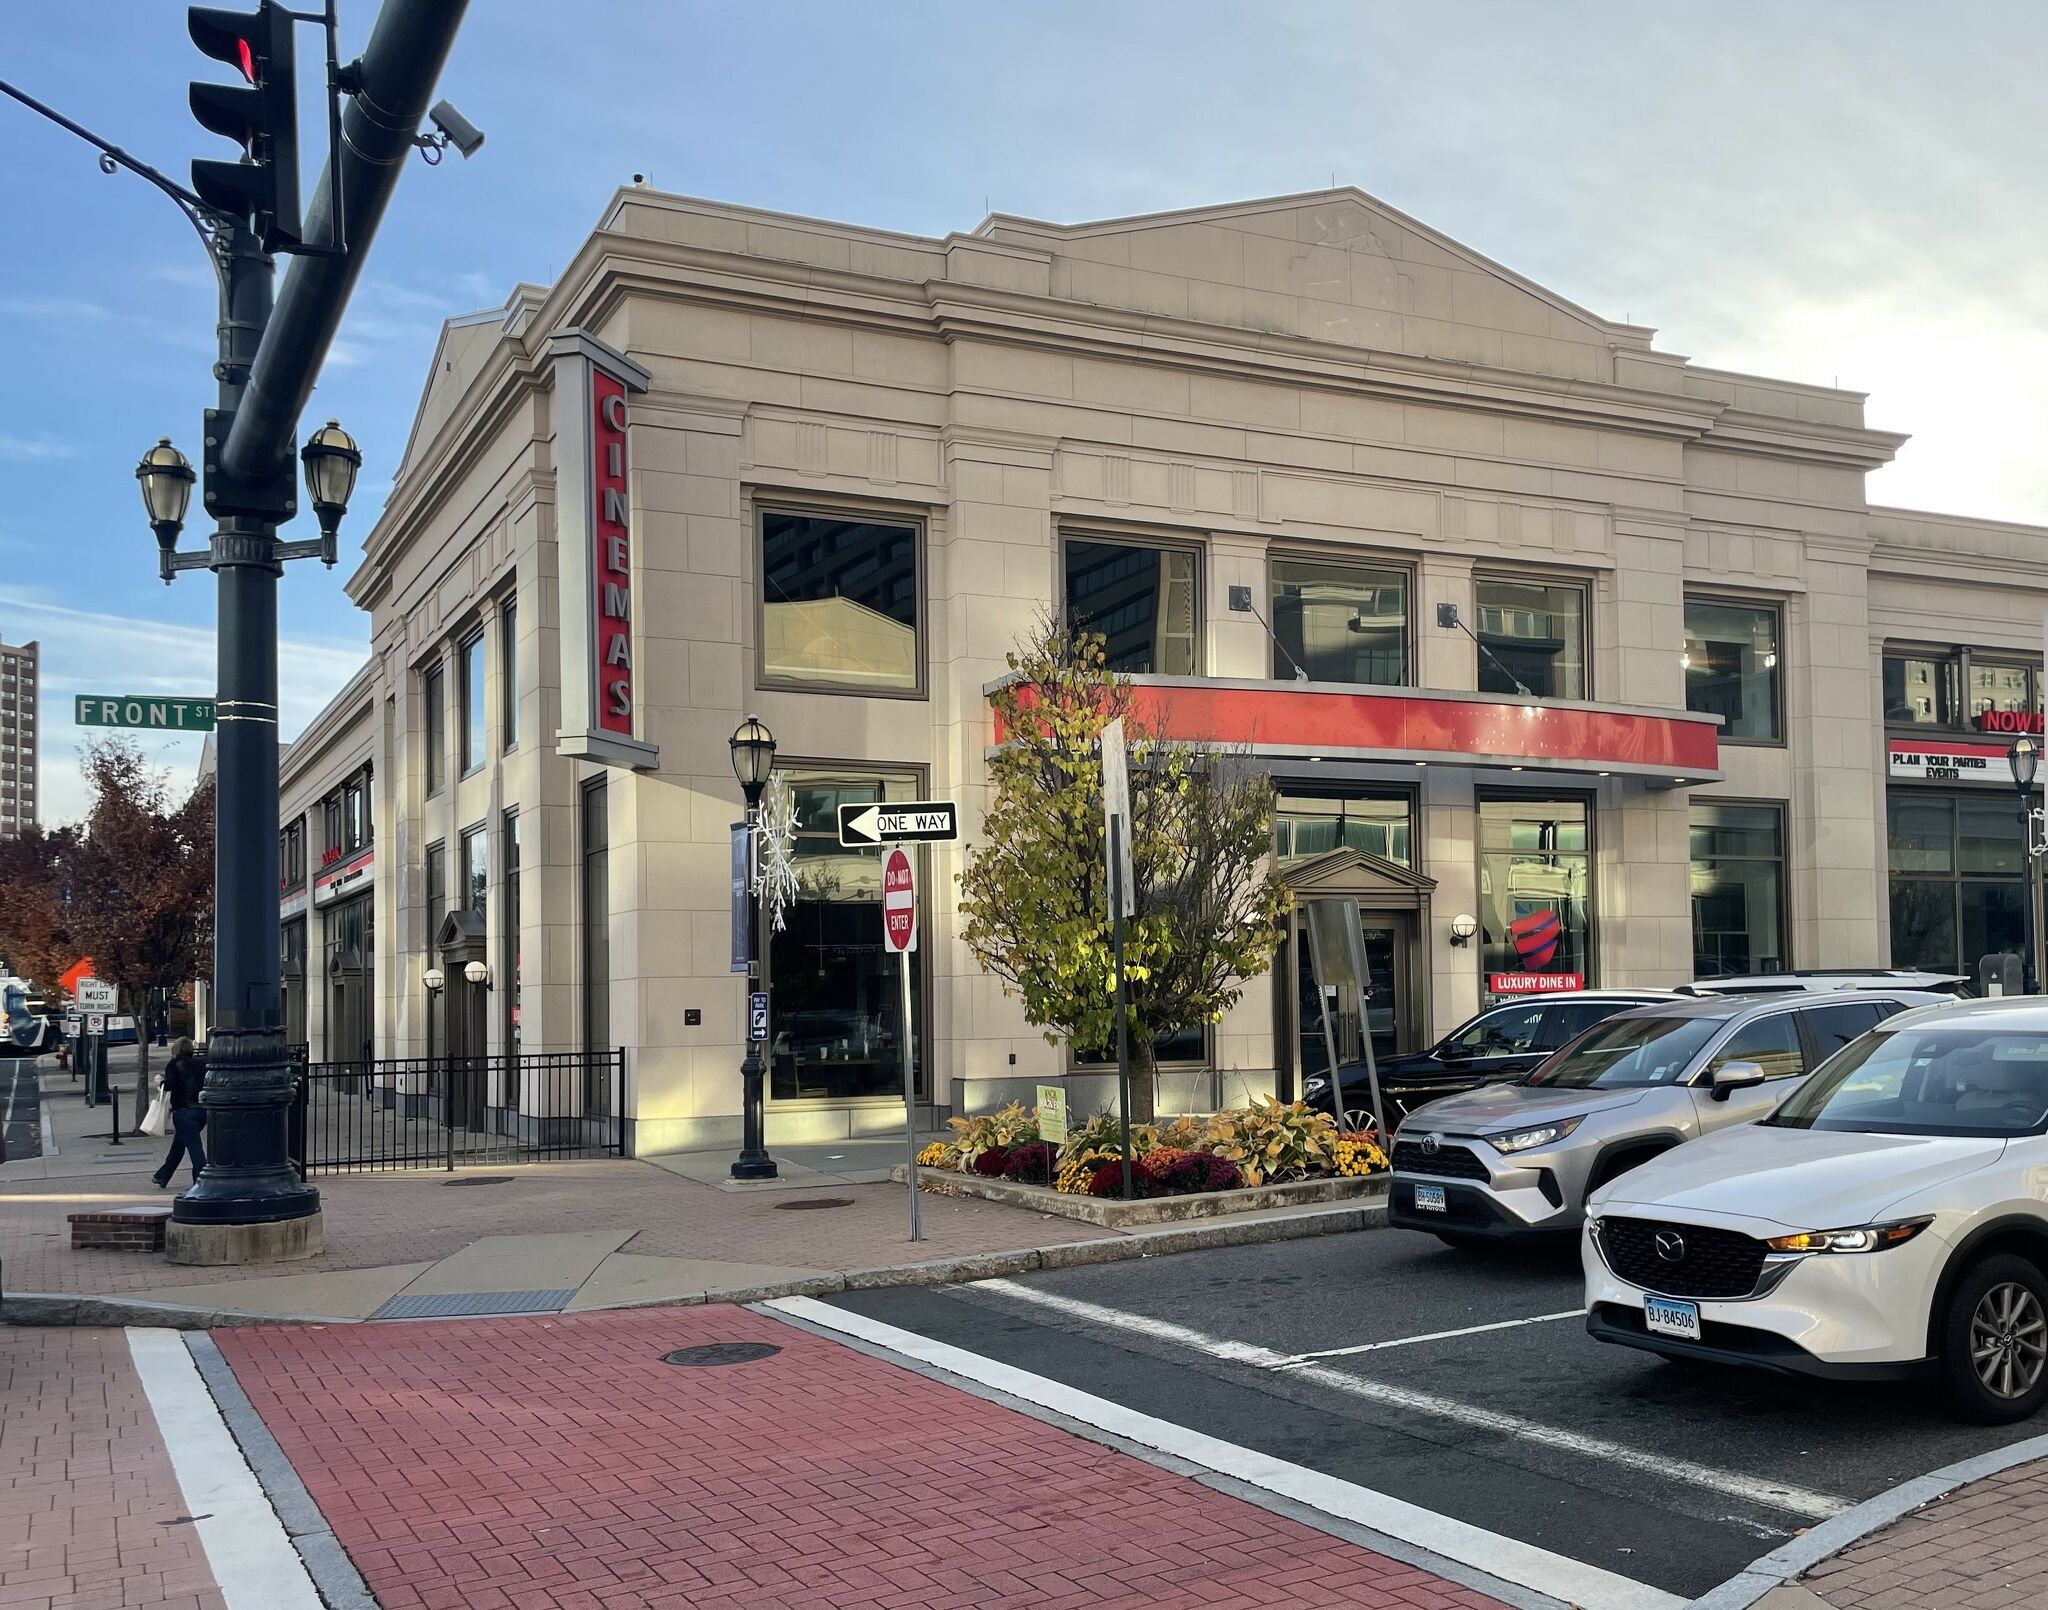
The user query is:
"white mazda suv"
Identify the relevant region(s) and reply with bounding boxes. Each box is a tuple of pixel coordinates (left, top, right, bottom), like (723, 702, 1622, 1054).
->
(1584, 997, 2048, 1423)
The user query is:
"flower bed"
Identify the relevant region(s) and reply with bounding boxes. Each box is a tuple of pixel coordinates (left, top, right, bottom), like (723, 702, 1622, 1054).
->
(916, 1096, 1386, 1205)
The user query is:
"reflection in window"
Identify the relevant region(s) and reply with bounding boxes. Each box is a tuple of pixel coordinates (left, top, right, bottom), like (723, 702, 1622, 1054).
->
(1063, 538, 1198, 675)
(424, 663, 446, 795)
(1882, 654, 1957, 727)
(768, 772, 923, 1102)
(1684, 600, 1780, 741)
(460, 633, 485, 774)
(1887, 794, 2027, 973)
(1270, 559, 1406, 685)
(461, 826, 487, 922)
(1478, 799, 1591, 994)
(1690, 803, 1786, 979)
(1475, 577, 1585, 700)
(760, 512, 920, 690)
(1969, 662, 2037, 723)
(1274, 790, 1412, 865)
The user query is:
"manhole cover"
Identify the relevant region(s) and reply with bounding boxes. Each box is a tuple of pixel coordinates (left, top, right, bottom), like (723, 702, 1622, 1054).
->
(661, 1342, 782, 1367)
(771, 1197, 853, 1211)
(442, 1176, 514, 1188)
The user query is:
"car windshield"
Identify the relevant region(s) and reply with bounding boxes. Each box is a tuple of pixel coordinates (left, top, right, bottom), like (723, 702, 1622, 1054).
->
(1440, 1002, 1547, 1057)
(1765, 1028, 2048, 1137)
(1523, 1015, 1721, 1089)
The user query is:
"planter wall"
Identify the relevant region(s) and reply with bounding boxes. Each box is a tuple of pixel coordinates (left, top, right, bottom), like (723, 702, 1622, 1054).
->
(896, 1165, 1387, 1227)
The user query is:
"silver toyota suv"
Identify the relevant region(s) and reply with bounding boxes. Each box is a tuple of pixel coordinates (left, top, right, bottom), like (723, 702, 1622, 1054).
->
(1387, 989, 1950, 1247)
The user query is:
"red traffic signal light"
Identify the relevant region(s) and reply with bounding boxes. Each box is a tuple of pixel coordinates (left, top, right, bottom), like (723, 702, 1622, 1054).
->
(188, 3, 299, 249)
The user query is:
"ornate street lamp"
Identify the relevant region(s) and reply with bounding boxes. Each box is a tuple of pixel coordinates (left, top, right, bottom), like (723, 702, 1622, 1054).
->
(136, 438, 195, 582)
(2009, 736, 2040, 992)
(300, 419, 361, 568)
(729, 714, 778, 1180)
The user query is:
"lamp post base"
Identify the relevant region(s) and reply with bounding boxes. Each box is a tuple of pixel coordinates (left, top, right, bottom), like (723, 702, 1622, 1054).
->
(729, 1156, 779, 1181)
(165, 1209, 324, 1267)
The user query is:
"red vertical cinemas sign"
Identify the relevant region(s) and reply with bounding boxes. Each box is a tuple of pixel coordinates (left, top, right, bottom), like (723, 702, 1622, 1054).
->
(547, 330, 657, 770)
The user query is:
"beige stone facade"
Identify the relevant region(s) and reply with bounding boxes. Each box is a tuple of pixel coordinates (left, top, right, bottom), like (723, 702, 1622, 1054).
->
(277, 186, 2048, 1152)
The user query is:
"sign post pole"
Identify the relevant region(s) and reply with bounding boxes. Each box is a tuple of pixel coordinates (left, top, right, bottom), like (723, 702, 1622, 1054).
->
(1100, 720, 1135, 1201)
(880, 846, 921, 1241)
(901, 868, 919, 1242)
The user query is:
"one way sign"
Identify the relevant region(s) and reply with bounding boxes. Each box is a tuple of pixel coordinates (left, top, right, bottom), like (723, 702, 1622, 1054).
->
(837, 800, 959, 847)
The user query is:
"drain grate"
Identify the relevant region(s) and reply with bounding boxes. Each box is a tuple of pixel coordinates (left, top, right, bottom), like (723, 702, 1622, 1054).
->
(372, 1288, 575, 1320)
(442, 1176, 515, 1188)
(771, 1197, 853, 1211)
(661, 1342, 781, 1367)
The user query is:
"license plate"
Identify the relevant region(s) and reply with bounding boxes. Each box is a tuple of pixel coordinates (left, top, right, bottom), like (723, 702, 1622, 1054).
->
(1644, 1296, 1701, 1341)
(1412, 1183, 1447, 1213)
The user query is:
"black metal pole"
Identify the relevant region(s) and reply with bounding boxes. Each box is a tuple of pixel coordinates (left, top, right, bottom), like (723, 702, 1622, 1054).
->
(732, 798, 776, 1180)
(1112, 814, 1133, 1201)
(2022, 799, 2038, 995)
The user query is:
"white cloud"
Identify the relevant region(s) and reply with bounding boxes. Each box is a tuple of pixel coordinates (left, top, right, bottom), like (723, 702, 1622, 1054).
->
(0, 589, 365, 827)
(0, 433, 82, 462)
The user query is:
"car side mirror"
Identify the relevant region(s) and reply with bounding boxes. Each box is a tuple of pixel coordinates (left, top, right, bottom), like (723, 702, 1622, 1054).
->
(1710, 1060, 1768, 1101)
(1439, 1042, 1471, 1063)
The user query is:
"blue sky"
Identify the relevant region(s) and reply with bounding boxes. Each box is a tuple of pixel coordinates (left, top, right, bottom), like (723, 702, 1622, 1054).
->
(6, 1, 2048, 820)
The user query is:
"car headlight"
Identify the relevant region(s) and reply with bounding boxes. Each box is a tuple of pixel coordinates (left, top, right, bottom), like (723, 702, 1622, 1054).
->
(1302, 1076, 1329, 1097)
(1764, 1218, 1932, 1255)
(1485, 1116, 1584, 1153)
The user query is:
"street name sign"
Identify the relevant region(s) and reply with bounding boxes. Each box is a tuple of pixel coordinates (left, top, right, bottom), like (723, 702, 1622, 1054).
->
(882, 849, 918, 953)
(75, 695, 216, 732)
(75, 979, 117, 1012)
(837, 801, 958, 847)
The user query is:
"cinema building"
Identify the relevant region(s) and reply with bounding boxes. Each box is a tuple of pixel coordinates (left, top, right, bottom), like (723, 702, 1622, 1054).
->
(280, 185, 2048, 1151)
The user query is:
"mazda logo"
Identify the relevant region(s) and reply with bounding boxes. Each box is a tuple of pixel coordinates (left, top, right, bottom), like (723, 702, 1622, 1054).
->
(1420, 1133, 1441, 1156)
(1655, 1231, 1687, 1263)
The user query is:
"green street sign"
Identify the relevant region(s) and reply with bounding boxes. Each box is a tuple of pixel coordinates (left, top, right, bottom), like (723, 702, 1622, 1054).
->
(74, 695, 216, 732)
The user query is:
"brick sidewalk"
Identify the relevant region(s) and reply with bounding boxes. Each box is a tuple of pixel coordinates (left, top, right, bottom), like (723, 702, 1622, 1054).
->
(1796, 1454, 2048, 1609)
(0, 1327, 225, 1610)
(218, 1304, 1505, 1610)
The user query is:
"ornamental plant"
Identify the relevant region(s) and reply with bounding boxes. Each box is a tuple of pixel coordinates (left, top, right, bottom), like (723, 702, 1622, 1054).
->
(959, 617, 1288, 1121)
(1200, 1096, 1341, 1186)
(1333, 1132, 1389, 1177)
(1056, 1110, 1156, 1168)
(946, 1101, 1038, 1165)
(971, 1145, 1014, 1177)
(915, 1140, 956, 1170)
(1000, 1141, 1060, 1183)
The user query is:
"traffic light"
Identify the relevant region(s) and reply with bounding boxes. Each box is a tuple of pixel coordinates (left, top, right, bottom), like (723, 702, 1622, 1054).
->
(189, 3, 300, 250)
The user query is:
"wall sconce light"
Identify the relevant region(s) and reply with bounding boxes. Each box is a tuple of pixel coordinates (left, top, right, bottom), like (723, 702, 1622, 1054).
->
(423, 968, 445, 993)
(464, 960, 492, 990)
(1448, 913, 1478, 948)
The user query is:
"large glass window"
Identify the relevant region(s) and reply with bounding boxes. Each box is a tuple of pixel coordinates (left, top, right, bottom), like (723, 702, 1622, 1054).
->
(1274, 789, 1412, 865)
(1270, 558, 1407, 686)
(460, 632, 485, 775)
(1969, 661, 2037, 724)
(759, 509, 920, 692)
(768, 770, 925, 1102)
(1063, 536, 1199, 676)
(501, 600, 519, 752)
(502, 811, 522, 1060)
(424, 663, 446, 795)
(461, 825, 487, 922)
(1690, 803, 1787, 979)
(1475, 577, 1586, 700)
(1888, 794, 2027, 974)
(1478, 797, 1591, 995)
(1684, 600, 1781, 742)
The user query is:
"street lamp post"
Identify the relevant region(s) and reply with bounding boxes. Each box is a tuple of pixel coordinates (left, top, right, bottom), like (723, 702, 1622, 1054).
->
(730, 715, 778, 1181)
(2008, 736, 2039, 994)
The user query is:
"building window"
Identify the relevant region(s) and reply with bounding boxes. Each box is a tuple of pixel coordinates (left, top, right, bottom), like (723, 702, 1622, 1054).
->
(322, 796, 343, 857)
(1888, 794, 2026, 975)
(581, 780, 609, 1053)
(502, 811, 522, 1066)
(459, 632, 485, 775)
(1478, 796, 1592, 996)
(461, 824, 488, 922)
(500, 600, 519, 751)
(1270, 557, 1407, 685)
(1274, 788, 1413, 865)
(344, 773, 369, 851)
(279, 820, 305, 890)
(1063, 535, 1199, 676)
(1690, 802, 1787, 979)
(1882, 649, 2044, 732)
(758, 508, 921, 692)
(768, 769, 925, 1102)
(1684, 600, 1781, 742)
(424, 663, 446, 795)
(1474, 576, 1586, 700)
(424, 842, 445, 1061)
(280, 918, 307, 1047)
(1969, 661, 2038, 725)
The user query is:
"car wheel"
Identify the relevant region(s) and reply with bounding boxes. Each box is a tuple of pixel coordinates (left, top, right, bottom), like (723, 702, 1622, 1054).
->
(1940, 1254, 2048, 1424)
(1341, 1106, 1377, 1133)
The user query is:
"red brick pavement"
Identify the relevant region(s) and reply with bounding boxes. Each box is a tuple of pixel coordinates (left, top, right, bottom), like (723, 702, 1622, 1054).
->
(0, 1327, 226, 1610)
(218, 1305, 1505, 1610)
(1798, 1454, 2048, 1608)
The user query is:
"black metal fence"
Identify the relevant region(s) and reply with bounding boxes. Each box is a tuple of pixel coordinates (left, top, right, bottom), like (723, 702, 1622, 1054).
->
(287, 1050, 625, 1175)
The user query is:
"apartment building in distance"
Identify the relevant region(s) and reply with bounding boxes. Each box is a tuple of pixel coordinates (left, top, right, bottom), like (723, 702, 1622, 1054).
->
(0, 638, 38, 840)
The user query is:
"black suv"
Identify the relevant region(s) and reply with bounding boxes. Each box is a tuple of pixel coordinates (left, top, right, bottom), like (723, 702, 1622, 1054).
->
(1303, 990, 1679, 1129)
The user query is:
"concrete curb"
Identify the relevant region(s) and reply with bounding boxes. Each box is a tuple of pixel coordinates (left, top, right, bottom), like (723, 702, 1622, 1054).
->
(899, 1165, 1386, 1226)
(1686, 1428, 2048, 1609)
(0, 1198, 1380, 1329)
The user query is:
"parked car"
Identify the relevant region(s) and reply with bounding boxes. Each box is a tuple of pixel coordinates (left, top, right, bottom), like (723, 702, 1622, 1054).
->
(1680, 969, 1971, 998)
(1303, 990, 1680, 1130)
(1386, 988, 1948, 1248)
(1584, 997, 2048, 1423)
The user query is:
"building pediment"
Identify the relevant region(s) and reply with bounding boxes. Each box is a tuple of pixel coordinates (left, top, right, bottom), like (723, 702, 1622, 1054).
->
(1281, 845, 1437, 899)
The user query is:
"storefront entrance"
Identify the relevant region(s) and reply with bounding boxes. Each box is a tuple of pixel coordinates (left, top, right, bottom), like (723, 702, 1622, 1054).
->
(1274, 847, 1433, 1101)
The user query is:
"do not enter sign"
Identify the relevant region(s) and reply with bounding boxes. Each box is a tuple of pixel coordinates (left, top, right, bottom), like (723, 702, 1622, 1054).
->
(882, 847, 917, 953)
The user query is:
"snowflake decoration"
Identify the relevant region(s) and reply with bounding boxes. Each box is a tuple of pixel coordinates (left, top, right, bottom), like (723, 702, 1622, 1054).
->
(755, 772, 801, 934)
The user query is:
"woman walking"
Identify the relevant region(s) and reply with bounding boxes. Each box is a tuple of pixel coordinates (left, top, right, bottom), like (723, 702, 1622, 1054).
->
(152, 1036, 208, 1190)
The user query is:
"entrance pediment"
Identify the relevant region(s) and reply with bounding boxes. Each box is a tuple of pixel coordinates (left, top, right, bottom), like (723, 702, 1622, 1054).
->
(1281, 846, 1436, 900)
(435, 909, 486, 964)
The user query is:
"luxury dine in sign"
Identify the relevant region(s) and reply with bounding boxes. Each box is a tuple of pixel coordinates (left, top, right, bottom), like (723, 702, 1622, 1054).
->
(550, 329, 659, 772)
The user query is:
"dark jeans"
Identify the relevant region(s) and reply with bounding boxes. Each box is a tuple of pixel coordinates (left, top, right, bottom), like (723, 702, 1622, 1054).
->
(156, 1107, 207, 1185)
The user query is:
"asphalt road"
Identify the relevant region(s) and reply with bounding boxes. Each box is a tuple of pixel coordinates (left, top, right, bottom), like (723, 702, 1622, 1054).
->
(1, 1057, 40, 1161)
(827, 1226, 2048, 1603)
